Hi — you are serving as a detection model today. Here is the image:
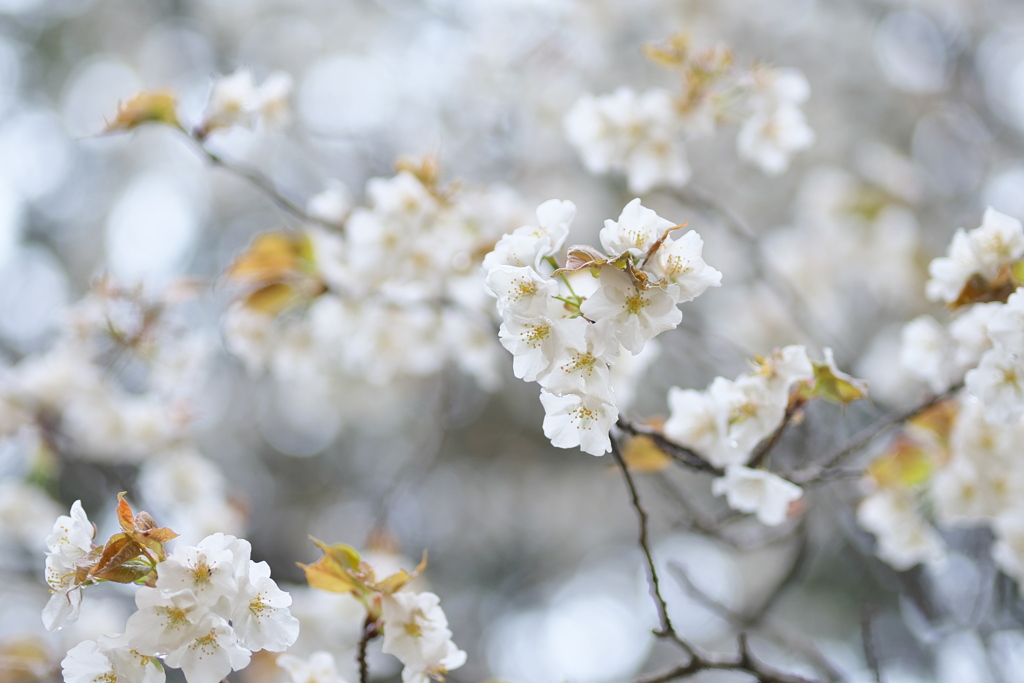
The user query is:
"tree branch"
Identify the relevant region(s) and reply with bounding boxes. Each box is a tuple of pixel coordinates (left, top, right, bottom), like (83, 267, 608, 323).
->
(748, 400, 803, 469)
(180, 130, 340, 231)
(633, 635, 824, 683)
(611, 435, 826, 683)
(673, 185, 841, 352)
(791, 383, 962, 485)
(358, 613, 377, 683)
(616, 419, 722, 476)
(609, 434, 694, 655)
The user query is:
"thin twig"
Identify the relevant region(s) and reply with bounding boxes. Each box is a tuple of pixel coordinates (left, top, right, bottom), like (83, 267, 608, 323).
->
(791, 383, 962, 484)
(611, 435, 826, 683)
(748, 401, 804, 469)
(616, 419, 722, 475)
(673, 185, 840, 352)
(634, 638, 824, 683)
(861, 607, 883, 683)
(180, 130, 339, 230)
(609, 434, 694, 655)
(666, 536, 844, 682)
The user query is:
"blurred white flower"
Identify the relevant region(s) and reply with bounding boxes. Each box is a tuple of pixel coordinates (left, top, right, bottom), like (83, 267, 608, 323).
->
(565, 88, 690, 194)
(711, 465, 802, 526)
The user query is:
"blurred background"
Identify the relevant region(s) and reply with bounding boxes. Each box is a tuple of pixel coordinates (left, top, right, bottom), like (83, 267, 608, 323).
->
(4, 0, 1024, 681)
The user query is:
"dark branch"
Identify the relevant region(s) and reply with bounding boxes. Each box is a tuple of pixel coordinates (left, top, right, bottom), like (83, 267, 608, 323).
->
(616, 419, 722, 476)
(611, 435, 827, 683)
(748, 400, 803, 469)
(609, 433, 694, 655)
(358, 614, 377, 683)
(634, 636, 824, 683)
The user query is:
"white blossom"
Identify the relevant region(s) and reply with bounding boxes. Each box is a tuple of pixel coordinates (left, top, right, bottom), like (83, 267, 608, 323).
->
(965, 347, 1024, 425)
(664, 386, 725, 464)
(62, 634, 165, 683)
(155, 534, 250, 607)
(900, 315, 958, 393)
(498, 314, 583, 383)
(857, 489, 945, 570)
(579, 267, 681, 354)
(228, 560, 300, 652)
(536, 319, 617, 403)
(645, 230, 722, 302)
(599, 198, 676, 259)
(482, 199, 575, 272)
(564, 88, 690, 194)
(126, 587, 210, 655)
(485, 265, 560, 319)
(926, 228, 978, 304)
(948, 302, 1000, 368)
(201, 69, 259, 133)
(986, 290, 1024, 355)
(278, 651, 348, 683)
(45, 499, 94, 553)
(163, 615, 251, 683)
(737, 104, 814, 175)
(256, 71, 293, 128)
(967, 207, 1024, 280)
(381, 591, 467, 683)
(539, 389, 618, 456)
(42, 500, 95, 631)
(711, 465, 803, 526)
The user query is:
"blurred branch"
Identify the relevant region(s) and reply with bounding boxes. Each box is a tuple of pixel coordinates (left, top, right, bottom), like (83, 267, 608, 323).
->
(667, 543, 845, 683)
(610, 435, 825, 683)
(180, 130, 339, 230)
(673, 185, 843, 353)
(634, 633, 824, 683)
(748, 400, 804, 469)
(861, 607, 883, 683)
(792, 383, 962, 485)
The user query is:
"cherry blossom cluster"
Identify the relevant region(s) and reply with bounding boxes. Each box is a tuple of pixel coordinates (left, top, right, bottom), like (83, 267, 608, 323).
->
(107, 69, 291, 139)
(195, 68, 293, 138)
(223, 162, 528, 392)
(0, 278, 244, 550)
(664, 346, 866, 526)
(483, 197, 721, 455)
(299, 540, 466, 683)
(760, 161, 923, 338)
(47, 496, 298, 683)
(564, 34, 814, 194)
(857, 208, 1024, 573)
(900, 209, 1024, 410)
(0, 278, 204, 465)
